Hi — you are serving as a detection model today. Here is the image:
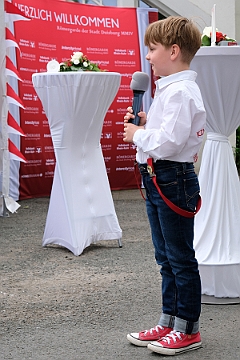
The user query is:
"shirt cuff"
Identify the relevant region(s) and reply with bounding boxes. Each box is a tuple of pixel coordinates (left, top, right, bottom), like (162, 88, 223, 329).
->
(133, 128, 145, 147)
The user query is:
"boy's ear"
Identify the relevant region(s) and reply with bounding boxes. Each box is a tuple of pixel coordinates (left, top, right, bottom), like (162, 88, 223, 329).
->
(170, 44, 180, 59)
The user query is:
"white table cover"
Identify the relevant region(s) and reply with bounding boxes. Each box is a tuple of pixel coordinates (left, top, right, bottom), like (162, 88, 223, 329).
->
(32, 72, 122, 256)
(191, 47, 240, 299)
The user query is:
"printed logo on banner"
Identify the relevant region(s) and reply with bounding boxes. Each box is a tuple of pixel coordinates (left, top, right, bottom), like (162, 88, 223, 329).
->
(117, 131, 124, 139)
(25, 133, 41, 141)
(24, 106, 39, 114)
(113, 49, 135, 56)
(116, 143, 130, 151)
(61, 45, 81, 52)
(24, 120, 39, 126)
(95, 60, 109, 68)
(44, 145, 54, 153)
(19, 39, 36, 48)
(22, 79, 33, 87)
(23, 93, 34, 101)
(101, 144, 112, 151)
(117, 108, 128, 115)
(86, 47, 108, 54)
(121, 73, 133, 79)
(25, 146, 42, 154)
(42, 119, 49, 127)
(116, 154, 136, 162)
(21, 53, 36, 61)
(116, 96, 131, 103)
(19, 66, 38, 73)
(24, 159, 42, 167)
(36, 147, 42, 153)
(21, 173, 43, 179)
(104, 119, 112, 125)
(39, 55, 52, 63)
(45, 158, 55, 166)
(114, 49, 127, 55)
(22, 93, 39, 102)
(39, 42, 57, 51)
(119, 84, 130, 91)
(104, 133, 112, 139)
(116, 166, 134, 172)
(114, 60, 136, 67)
(45, 171, 54, 178)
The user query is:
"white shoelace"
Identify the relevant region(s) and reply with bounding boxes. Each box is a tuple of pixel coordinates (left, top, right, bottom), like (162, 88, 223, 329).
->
(144, 325, 164, 335)
(161, 330, 182, 344)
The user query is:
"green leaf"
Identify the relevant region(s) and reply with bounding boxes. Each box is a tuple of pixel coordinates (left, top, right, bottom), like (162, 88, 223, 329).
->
(201, 35, 211, 46)
(225, 37, 236, 42)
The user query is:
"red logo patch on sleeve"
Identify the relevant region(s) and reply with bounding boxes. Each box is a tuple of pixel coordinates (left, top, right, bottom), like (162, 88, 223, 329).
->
(197, 129, 205, 137)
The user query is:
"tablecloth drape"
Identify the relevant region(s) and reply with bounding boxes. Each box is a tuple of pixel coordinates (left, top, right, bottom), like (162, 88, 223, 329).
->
(191, 47, 240, 299)
(32, 72, 122, 256)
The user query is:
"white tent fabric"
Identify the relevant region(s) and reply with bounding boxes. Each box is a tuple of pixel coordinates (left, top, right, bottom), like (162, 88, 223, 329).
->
(0, 1, 23, 215)
(0, 0, 9, 215)
(32, 71, 122, 256)
(191, 46, 240, 299)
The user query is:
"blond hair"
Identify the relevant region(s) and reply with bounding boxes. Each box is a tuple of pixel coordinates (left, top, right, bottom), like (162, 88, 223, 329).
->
(144, 16, 201, 64)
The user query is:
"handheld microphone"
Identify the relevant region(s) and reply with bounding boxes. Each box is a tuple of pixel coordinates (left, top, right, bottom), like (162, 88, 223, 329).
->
(129, 71, 149, 126)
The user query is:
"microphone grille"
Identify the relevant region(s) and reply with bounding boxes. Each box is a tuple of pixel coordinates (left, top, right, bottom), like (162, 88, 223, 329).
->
(130, 71, 149, 92)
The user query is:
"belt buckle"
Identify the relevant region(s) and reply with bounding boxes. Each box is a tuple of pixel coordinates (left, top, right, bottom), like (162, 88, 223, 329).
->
(147, 164, 155, 177)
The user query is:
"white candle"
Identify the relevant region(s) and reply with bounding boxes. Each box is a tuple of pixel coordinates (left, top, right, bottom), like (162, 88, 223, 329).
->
(211, 4, 216, 46)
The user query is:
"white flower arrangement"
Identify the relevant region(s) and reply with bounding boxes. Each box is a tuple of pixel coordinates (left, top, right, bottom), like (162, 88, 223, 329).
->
(201, 26, 236, 46)
(60, 51, 103, 72)
(47, 51, 104, 73)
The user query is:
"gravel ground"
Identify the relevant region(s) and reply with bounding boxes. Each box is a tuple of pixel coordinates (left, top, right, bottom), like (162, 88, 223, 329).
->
(1, 190, 240, 360)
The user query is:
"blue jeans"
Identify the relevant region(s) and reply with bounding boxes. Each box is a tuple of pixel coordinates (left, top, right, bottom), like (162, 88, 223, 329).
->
(139, 160, 201, 334)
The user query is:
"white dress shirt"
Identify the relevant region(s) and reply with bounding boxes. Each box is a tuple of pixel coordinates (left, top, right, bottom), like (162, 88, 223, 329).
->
(133, 70, 206, 164)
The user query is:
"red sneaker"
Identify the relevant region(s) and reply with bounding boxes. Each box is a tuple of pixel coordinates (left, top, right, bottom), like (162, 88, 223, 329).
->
(127, 325, 172, 347)
(148, 330, 202, 355)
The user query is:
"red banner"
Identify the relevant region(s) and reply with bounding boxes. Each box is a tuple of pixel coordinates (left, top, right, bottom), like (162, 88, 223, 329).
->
(12, 0, 157, 199)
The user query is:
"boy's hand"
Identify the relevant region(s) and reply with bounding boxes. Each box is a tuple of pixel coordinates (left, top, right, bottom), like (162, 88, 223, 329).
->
(123, 107, 146, 142)
(124, 107, 147, 126)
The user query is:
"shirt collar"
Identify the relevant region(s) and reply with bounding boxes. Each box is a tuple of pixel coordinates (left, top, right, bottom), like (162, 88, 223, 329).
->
(156, 70, 197, 90)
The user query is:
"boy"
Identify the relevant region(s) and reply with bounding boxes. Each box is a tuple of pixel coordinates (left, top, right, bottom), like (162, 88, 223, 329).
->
(123, 16, 206, 356)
